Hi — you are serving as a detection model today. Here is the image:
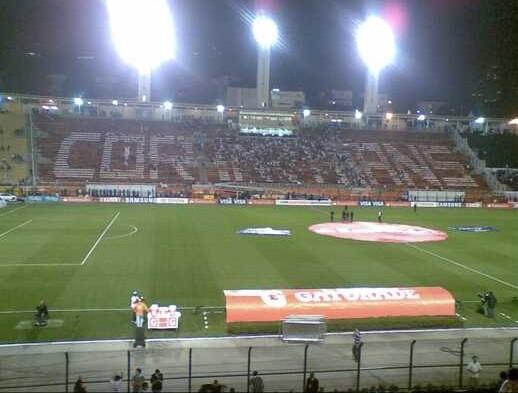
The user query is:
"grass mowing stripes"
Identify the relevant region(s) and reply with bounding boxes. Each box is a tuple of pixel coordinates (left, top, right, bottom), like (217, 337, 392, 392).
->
(0, 203, 516, 342)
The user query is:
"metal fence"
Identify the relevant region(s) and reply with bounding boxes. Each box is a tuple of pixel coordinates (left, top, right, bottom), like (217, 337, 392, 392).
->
(0, 336, 515, 392)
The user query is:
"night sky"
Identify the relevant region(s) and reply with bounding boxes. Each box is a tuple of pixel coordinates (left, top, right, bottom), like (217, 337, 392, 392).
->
(0, 0, 483, 110)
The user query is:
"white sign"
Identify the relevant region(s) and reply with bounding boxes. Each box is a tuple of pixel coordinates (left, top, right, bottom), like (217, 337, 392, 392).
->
(238, 227, 291, 236)
(147, 304, 182, 330)
(276, 199, 332, 206)
(155, 198, 189, 205)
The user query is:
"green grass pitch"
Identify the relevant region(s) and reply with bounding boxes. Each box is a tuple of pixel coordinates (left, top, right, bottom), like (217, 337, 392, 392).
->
(0, 203, 516, 343)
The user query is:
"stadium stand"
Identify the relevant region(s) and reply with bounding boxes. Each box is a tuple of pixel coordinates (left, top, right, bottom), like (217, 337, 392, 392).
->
(467, 134, 518, 168)
(0, 111, 30, 185)
(33, 114, 486, 191)
(467, 134, 518, 190)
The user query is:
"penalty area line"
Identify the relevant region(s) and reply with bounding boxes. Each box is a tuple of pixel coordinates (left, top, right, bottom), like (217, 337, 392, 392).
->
(0, 205, 28, 217)
(405, 242, 518, 291)
(0, 220, 33, 240)
(80, 211, 120, 266)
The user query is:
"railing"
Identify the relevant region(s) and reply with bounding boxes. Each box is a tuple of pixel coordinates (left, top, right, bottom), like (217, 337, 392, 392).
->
(0, 336, 514, 392)
(449, 129, 507, 192)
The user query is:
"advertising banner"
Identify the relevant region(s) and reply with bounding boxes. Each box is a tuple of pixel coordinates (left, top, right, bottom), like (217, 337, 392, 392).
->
(189, 198, 217, 205)
(26, 196, 60, 203)
(332, 200, 358, 207)
(62, 196, 92, 203)
(224, 287, 455, 323)
(98, 197, 122, 203)
(486, 203, 511, 209)
(248, 199, 275, 205)
(358, 201, 385, 207)
(386, 202, 411, 207)
(276, 199, 332, 206)
(219, 198, 247, 205)
(147, 304, 181, 330)
(412, 202, 464, 208)
(155, 198, 189, 205)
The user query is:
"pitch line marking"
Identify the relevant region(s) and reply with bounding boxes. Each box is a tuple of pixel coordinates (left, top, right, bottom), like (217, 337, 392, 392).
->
(0, 220, 32, 240)
(80, 211, 120, 266)
(0, 263, 79, 267)
(106, 225, 138, 240)
(406, 242, 518, 290)
(0, 306, 223, 314)
(0, 205, 28, 217)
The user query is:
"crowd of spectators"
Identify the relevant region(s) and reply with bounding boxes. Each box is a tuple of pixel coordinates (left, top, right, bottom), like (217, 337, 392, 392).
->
(68, 367, 518, 392)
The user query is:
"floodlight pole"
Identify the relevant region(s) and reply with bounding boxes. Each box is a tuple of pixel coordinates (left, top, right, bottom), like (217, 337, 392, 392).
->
(138, 70, 151, 103)
(363, 72, 379, 114)
(257, 46, 271, 108)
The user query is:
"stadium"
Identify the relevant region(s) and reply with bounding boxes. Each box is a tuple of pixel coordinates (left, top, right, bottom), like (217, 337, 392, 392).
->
(1, 1, 518, 392)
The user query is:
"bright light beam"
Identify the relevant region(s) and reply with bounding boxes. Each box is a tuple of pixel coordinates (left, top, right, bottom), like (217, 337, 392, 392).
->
(356, 16, 396, 75)
(253, 16, 279, 48)
(106, 0, 175, 73)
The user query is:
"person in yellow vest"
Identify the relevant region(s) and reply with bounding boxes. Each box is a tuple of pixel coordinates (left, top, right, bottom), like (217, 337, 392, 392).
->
(134, 298, 149, 328)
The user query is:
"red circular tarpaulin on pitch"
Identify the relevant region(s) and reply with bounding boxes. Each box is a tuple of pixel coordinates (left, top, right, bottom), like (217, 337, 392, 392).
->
(309, 222, 447, 243)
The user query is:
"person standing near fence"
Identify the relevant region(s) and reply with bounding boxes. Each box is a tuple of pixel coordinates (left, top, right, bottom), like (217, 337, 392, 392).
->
(352, 328, 362, 362)
(305, 372, 319, 393)
(150, 369, 163, 393)
(132, 368, 145, 393)
(134, 298, 149, 328)
(499, 367, 518, 392)
(249, 370, 264, 393)
(466, 355, 482, 389)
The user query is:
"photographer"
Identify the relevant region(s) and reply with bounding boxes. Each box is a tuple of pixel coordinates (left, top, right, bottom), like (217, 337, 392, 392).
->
(478, 291, 497, 318)
(35, 299, 49, 327)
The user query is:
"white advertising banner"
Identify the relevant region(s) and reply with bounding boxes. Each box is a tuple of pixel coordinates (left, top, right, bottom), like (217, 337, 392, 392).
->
(155, 198, 189, 205)
(276, 199, 332, 206)
(147, 304, 182, 330)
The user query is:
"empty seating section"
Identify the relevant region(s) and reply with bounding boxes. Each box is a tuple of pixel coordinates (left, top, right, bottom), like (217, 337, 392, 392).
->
(467, 134, 518, 168)
(0, 112, 30, 185)
(34, 115, 485, 190)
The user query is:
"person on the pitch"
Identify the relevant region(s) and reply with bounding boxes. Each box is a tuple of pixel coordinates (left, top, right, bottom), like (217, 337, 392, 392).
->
(341, 209, 347, 222)
(350, 211, 354, 222)
(35, 299, 49, 327)
(330, 211, 335, 222)
(130, 290, 141, 324)
(352, 328, 362, 362)
(413, 203, 417, 213)
(377, 210, 383, 223)
(134, 298, 149, 328)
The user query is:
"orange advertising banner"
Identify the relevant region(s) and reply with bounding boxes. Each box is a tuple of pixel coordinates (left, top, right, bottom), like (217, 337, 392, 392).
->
(224, 287, 455, 323)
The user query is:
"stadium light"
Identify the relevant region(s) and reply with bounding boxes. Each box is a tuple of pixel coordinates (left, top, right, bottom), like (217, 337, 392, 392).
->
(106, 0, 176, 103)
(355, 109, 363, 120)
(253, 15, 279, 48)
(73, 97, 84, 107)
(163, 101, 173, 111)
(417, 114, 426, 121)
(475, 117, 485, 124)
(112, 99, 119, 106)
(508, 118, 518, 125)
(216, 104, 225, 113)
(303, 109, 311, 118)
(253, 15, 278, 108)
(356, 16, 396, 114)
(6, 96, 13, 100)
(385, 112, 393, 120)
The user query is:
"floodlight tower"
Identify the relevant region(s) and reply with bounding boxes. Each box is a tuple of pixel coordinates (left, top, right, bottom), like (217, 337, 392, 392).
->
(106, 0, 175, 103)
(356, 17, 395, 114)
(253, 15, 279, 108)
